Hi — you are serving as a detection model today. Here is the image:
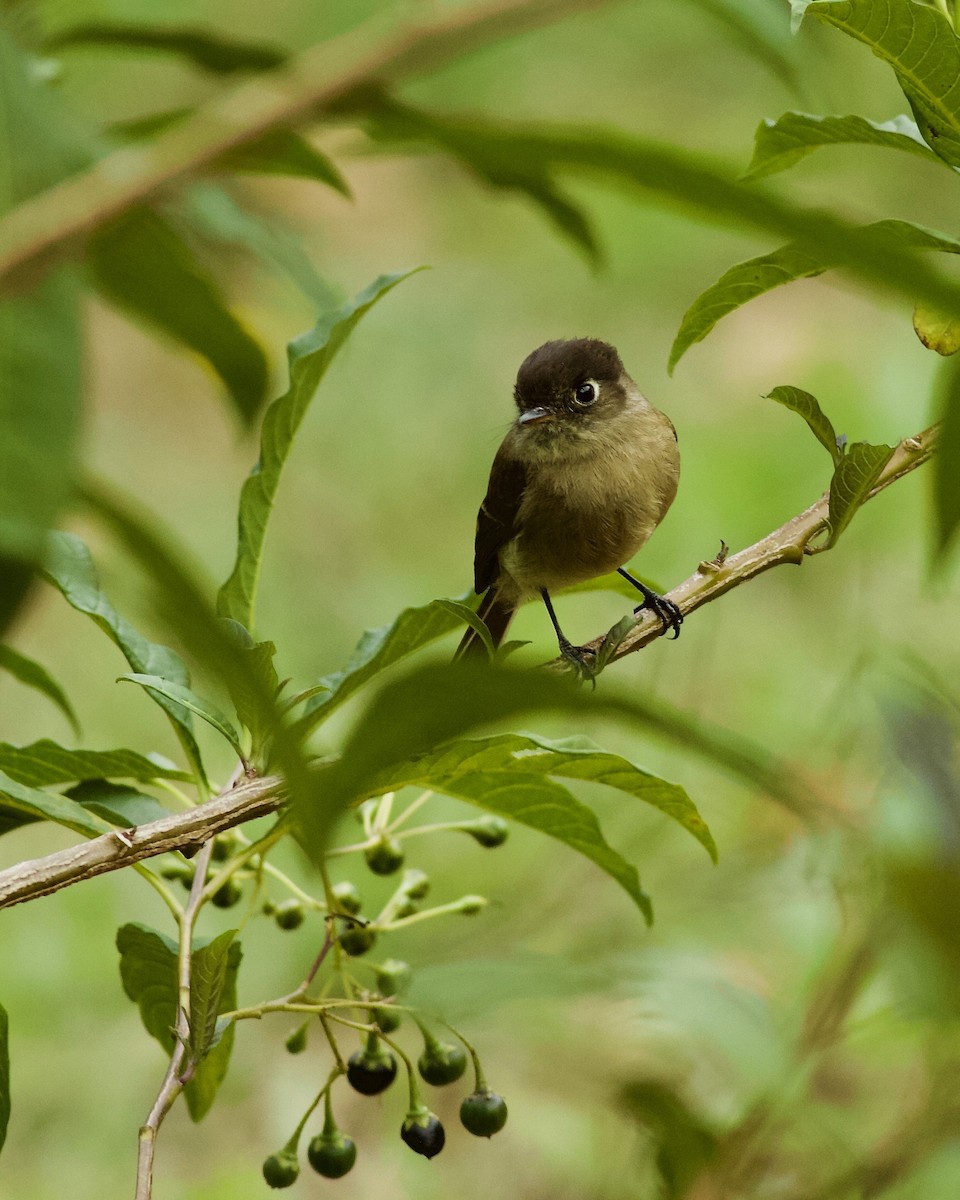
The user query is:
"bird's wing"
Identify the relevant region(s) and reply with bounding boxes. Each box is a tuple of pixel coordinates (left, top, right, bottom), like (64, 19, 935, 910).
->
(474, 446, 527, 594)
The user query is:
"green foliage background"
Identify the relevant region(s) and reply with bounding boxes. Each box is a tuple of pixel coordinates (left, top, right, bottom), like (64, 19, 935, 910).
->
(2, 0, 960, 1197)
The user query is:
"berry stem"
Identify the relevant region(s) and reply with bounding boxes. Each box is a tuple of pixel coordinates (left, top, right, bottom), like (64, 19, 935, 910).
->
(443, 1022, 488, 1092)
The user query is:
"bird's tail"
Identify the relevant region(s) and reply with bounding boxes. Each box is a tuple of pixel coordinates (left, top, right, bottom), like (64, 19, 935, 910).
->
(454, 591, 515, 661)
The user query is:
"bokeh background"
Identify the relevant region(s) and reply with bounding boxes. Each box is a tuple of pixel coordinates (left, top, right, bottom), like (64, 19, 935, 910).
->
(2, 0, 960, 1197)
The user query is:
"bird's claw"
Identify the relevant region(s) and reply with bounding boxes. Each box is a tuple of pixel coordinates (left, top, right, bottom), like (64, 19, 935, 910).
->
(558, 640, 598, 686)
(633, 592, 683, 639)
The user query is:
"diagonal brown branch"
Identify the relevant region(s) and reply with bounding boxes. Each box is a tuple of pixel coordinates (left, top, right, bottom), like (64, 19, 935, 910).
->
(0, 0, 616, 287)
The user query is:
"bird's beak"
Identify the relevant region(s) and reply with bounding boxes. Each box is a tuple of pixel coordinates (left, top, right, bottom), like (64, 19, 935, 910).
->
(518, 406, 555, 426)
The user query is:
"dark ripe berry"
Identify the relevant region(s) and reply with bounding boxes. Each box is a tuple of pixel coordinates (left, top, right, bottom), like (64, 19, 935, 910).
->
(331, 880, 362, 915)
(211, 877, 243, 908)
(307, 1132, 357, 1179)
(376, 959, 412, 995)
(465, 815, 509, 848)
(400, 869, 430, 900)
(401, 1110, 445, 1159)
(365, 835, 405, 876)
(418, 1041, 467, 1086)
(460, 1090, 508, 1137)
(338, 922, 376, 957)
(347, 1048, 397, 1095)
(374, 1005, 402, 1033)
(273, 899, 305, 930)
(262, 1150, 300, 1188)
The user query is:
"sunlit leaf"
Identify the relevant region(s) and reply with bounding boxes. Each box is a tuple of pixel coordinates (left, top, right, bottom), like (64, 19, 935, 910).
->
(43, 531, 206, 784)
(0, 740, 190, 788)
(766, 386, 842, 465)
(934, 356, 960, 558)
(670, 219, 960, 371)
(913, 300, 960, 356)
(0, 768, 113, 839)
(827, 441, 894, 547)
(0, 645, 80, 736)
(803, 0, 960, 167)
(118, 675, 245, 760)
(0, 1003, 8, 1154)
(45, 22, 287, 75)
(216, 269, 423, 630)
(115, 923, 242, 1122)
(64, 780, 171, 827)
(744, 111, 943, 181)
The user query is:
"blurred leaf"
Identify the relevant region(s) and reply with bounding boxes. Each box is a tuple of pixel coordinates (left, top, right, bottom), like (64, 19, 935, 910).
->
(297, 593, 476, 735)
(43, 532, 206, 785)
(683, 0, 801, 93)
(118, 674, 245, 760)
(435, 598, 495, 659)
(622, 1080, 716, 1199)
(827, 441, 894, 547)
(766, 385, 843, 465)
(670, 219, 960, 371)
(407, 954, 605, 1020)
(64, 780, 171, 827)
(0, 740, 191, 787)
(87, 206, 269, 425)
(0, 644, 80, 736)
(803, 0, 960, 166)
(115, 923, 242, 1122)
(45, 22, 287, 75)
(0, 768, 112, 839)
(217, 130, 351, 193)
(560, 570, 663, 600)
(217, 269, 422, 629)
(913, 300, 960, 356)
(0, 1003, 8, 1154)
(744, 111, 943, 181)
(933, 356, 960, 558)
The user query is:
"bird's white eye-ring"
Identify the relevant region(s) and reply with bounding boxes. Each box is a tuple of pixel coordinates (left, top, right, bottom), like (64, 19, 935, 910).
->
(573, 379, 599, 405)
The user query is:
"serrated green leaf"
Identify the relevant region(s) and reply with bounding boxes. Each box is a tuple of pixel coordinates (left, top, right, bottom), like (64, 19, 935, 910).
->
(116, 923, 242, 1122)
(43, 531, 206, 784)
(803, 0, 960, 167)
(934, 357, 960, 558)
(744, 111, 943, 181)
(827, 441, 894, 547)
(0, 739, 190, 788)
(0, 644, 80, 736)
(64, 780, 171, 827)
(0, 768, 113, 839)
(670, 219, 960, 371)
(88, 207, 269, 426)
(0, 1002, 9, 1153)
(297, 594, 476, 736)
(913, 300, 960, 356)
(45, 22, 287, 75)
(217, 269, 422, 629)
(217, 130, 351, 194)
(118, 674, 244, 759)
(766, 386, 842, 465)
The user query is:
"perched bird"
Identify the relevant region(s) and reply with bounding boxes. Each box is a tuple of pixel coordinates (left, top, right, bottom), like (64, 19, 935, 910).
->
(456, 338, 681, 667)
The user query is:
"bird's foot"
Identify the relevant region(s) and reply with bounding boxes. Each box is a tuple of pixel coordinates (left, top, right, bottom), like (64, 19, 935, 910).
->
(633, 590, 683, 639)
(557, 638, 598, 686)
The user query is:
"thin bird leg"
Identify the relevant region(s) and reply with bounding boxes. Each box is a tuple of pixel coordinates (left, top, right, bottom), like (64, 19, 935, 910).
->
(539, 589, 596, 681)
(617, 568, 683, 639)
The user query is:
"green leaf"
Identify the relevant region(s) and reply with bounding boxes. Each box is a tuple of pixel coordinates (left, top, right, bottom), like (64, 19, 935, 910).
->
(0, 644, 80, 736)
(913, 300, 960, 356)
(933, 357, 960, 558)
(683, 0, 801, 93)
(744, 111, 944, 181)
(0, 739, 190, 788)
(827, 441, 894, 547)
(0, 1002, 8, 1154)
(560, 571, 663, 601)
(216, 269, 422, 629)
(0, 768, 113, 839)
(118, 674, 245, 760)
(116, 923, 242, 1122)
(43, 531, 206, 784)
(435, 598, 495, 658)
(87, 206, 269, 426)
(221, 629, 280, 761)
(622, 1081, 717, 1199)
(297, 594, 476, 735)
(670, 219, 960, 371)
(217, 130, 351, 194)
(45, 22, 287, 75)
(765, 386, 843, 465)
(803, 0, 960, 167)
(64, 780, 171, 827)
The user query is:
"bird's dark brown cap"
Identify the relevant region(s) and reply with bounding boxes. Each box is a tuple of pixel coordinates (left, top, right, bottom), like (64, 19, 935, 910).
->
(514, 338, 624, 409)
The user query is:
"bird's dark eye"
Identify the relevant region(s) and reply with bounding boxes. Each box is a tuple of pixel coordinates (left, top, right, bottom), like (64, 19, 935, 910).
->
(574, 380, 598, 406)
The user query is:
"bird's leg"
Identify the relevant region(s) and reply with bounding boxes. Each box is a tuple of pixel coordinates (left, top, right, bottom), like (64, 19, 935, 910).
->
(617, 568, 683, 639)
(540, 588, 596, 681)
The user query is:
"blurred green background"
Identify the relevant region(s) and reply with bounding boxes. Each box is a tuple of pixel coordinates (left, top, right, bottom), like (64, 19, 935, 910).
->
(3, 0, 960, 1197)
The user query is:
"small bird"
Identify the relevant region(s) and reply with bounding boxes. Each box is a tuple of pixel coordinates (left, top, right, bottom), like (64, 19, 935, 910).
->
(456, 338, 681, 667)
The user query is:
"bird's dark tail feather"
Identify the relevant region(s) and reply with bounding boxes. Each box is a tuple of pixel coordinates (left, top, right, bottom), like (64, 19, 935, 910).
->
(454, 591, 515, 661)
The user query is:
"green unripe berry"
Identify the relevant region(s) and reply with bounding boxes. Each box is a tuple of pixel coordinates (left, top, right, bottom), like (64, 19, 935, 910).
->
(400, 868, 430, 900)
(376, 959, 413, 995)
(307, 1132, 357, 1179)
(285, 1022, 308, 1054)
(159, 858, 193, 882)
(392, 898, 418, 919)
(211, 877, 243, 908)
(400, 1108, 445, 1159)
(331, 880, 362, 915)
(459, 895, 487, 915)
(374, 1005, 402, 1033)
(347, 1046, 397, 1095)
(262, 1149, 300, 1188)
(460, 1090, 508, 1137)
(464, 815, 509, 848)
(355, 798, 379, 827)
(338, 922, 376, 957)
(273, 899, 305, 930)
(418, 1039, 467, 1086)
(211, 830, 242, 861)
(365, 835, 405, 876)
